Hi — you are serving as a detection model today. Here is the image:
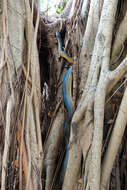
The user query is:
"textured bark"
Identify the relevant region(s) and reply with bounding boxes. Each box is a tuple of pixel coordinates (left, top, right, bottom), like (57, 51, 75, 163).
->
(0, 0, 43, 189)
(101, 86, 127, 190)
(1, 0, 127, 189)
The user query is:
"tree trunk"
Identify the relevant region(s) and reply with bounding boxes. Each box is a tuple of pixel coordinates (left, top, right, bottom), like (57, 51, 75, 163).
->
(1, 0, 127, 190)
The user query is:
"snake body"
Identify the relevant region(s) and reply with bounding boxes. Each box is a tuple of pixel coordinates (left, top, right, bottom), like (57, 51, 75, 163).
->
(56, 32, 73, 64)
(62, 67, 74, 119)
(56, 32, 74, 178)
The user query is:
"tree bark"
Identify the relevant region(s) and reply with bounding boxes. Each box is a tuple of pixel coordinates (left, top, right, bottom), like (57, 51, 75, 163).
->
(1, 0, 127, 189)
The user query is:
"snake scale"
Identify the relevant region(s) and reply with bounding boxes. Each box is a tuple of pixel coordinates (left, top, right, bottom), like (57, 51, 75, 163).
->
(56, 31, 74, 178)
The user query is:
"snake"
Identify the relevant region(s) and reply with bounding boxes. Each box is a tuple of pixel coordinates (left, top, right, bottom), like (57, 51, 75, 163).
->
(56, 31, 74, 177)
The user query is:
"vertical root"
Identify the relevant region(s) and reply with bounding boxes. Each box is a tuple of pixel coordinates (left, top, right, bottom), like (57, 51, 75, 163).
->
(1, 97, 13, 190)
(101, 86, 127, 190)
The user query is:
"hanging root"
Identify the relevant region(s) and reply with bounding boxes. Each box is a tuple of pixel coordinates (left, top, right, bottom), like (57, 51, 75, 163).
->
(1, 97, 13, 190)
(101, 86, 127, 190)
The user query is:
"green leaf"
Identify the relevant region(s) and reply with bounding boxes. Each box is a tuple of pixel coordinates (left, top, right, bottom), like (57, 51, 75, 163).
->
(56, 6, 64, 13)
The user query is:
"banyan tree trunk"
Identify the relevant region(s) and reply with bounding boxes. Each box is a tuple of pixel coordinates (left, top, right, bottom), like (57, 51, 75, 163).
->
(1, 0, 127, 190)
(0, 0, 42, 189)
